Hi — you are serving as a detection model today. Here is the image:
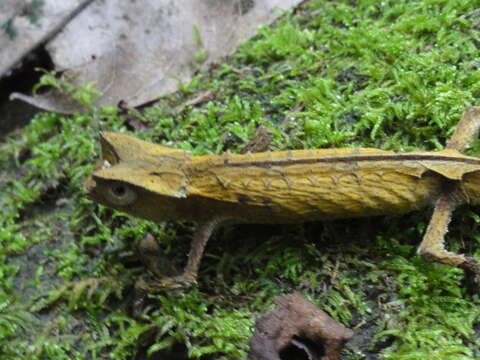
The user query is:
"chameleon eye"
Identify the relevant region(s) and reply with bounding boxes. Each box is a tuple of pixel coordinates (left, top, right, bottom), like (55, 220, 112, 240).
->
(106, 182, 137, 206)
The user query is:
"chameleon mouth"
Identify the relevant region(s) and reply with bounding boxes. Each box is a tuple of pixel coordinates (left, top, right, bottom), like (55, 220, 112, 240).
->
(85, 160, 115, 199)
(83, 175, 97, 197)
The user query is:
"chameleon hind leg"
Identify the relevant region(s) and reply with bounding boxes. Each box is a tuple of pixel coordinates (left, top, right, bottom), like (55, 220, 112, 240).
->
(446, 106, 480, 152)
(417, 107, 480, 286)
(417, 193, 480, 287)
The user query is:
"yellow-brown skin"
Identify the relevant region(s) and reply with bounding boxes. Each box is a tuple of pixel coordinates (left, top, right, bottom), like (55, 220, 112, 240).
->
(84, 107, 480, 293)
(86, 139, 480, 222)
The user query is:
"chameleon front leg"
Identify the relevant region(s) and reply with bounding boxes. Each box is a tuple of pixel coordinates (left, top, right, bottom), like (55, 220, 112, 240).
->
(160, 218, 221, 289)
(135, 218, 220, 292)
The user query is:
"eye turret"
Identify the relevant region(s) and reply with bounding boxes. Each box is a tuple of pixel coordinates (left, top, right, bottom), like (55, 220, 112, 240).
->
(106, 182, 137, 206)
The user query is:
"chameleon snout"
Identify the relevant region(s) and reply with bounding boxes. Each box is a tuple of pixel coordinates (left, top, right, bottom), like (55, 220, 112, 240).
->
(83, 176, 98, 199)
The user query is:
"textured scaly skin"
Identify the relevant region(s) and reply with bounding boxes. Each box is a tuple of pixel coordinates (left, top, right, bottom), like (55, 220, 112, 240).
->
(185, 148, 480, 222)
(86, 136, 480, 224)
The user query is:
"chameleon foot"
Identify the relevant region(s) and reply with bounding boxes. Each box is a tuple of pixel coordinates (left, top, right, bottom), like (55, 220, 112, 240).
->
(460, 257, 480, 293)
(131, 220, 217, 316)
(133, 273, 198, 316)
(155, 274, 198, 290)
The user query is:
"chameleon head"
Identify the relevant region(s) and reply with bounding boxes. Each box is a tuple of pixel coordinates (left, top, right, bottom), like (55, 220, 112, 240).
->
(84, 132, 140, 209)
(84, 171, 138, 208)
(84, 132, 191, 221)
(84, 164, 190, 222)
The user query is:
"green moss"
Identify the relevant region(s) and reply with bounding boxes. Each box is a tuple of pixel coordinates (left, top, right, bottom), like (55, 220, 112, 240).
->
(2, 0, 480, 358)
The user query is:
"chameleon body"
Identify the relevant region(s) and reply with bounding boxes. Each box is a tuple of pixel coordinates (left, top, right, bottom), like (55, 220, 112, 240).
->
(84, 107, 480, 292)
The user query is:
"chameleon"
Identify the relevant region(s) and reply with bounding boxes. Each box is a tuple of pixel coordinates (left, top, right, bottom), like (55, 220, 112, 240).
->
(84, 106, 480, 293)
